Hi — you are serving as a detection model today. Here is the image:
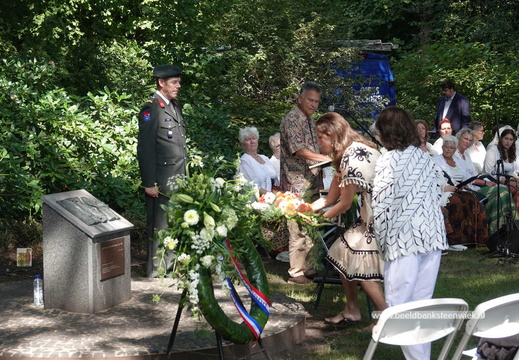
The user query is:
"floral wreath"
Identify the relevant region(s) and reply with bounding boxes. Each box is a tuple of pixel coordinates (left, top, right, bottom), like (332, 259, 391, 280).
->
(156, 167, 270, 344)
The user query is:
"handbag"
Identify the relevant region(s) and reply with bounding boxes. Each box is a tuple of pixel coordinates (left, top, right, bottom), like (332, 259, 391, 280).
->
(477, 334, 519, 360)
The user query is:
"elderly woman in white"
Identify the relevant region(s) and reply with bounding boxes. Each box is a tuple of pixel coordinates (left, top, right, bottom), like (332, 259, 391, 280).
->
(465, 121, 486, 173)
(238, 127, 279, 195)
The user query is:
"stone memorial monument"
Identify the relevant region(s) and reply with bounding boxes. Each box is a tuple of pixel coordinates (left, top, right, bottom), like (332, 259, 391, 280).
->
(42, 189, 134, 313)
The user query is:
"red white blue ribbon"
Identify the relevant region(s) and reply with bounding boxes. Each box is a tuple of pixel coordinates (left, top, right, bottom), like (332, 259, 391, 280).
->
(224, 239, 271, 340)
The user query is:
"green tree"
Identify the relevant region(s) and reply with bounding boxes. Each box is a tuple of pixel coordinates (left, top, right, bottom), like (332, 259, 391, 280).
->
(393, 42, 519, 135)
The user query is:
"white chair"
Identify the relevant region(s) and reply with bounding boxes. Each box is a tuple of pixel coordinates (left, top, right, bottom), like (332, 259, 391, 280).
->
(452, 292, 519, 360)
(363, 298, 469, 360)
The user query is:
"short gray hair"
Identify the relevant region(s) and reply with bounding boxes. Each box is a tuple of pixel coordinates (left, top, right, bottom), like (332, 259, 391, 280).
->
(239, 127, 259, 143)
(456, 127, 475, 146)
(443, 135, 458, 147)
(268, 132, 280, 148)
(300, 81, 322, 95)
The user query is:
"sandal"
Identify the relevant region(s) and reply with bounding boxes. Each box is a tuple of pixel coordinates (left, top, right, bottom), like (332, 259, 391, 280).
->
(324, 312, 360, 325)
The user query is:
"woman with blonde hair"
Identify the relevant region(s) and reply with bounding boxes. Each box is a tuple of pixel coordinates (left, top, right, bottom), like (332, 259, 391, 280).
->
(311, 112, 386, 327)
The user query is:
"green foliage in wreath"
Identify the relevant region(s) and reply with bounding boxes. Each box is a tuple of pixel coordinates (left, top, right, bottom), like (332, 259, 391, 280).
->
(156, 160, 271, 344)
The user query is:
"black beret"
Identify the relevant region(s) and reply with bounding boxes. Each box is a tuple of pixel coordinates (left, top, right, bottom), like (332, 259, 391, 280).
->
(153, 64, 182, 78)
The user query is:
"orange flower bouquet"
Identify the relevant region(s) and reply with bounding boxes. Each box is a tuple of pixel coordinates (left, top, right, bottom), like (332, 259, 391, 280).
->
(252, 191, 325, 252)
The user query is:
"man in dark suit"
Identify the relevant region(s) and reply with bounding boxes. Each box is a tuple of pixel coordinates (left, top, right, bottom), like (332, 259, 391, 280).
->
(436, 79, 471, 134)
(137, 64, 187, 277)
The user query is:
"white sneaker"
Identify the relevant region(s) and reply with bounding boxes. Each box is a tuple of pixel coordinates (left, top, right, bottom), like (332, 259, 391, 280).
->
(448, 245, 468, 251)
(276, 251, 290, 262)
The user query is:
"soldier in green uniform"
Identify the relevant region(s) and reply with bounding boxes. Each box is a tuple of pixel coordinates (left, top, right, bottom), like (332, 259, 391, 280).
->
(137, 64, 187, 277)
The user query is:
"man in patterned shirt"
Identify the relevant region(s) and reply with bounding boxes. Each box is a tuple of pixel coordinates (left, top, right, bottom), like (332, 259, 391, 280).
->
(280, 81, 330, 284)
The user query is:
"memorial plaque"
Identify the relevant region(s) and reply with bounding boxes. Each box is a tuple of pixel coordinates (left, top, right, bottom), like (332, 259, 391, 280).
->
(100, 237, 125, 281)
(43, 189, 133, 313)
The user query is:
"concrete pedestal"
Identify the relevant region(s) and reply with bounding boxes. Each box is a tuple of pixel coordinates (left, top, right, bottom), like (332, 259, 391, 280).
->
(42, 189, 134, 313)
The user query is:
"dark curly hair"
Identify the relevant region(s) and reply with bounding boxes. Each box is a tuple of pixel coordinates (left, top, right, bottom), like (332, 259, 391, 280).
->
(375, 106, 421, 151)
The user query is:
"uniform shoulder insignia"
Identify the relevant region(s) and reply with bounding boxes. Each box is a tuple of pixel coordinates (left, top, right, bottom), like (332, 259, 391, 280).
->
(146, 99, 153, 103)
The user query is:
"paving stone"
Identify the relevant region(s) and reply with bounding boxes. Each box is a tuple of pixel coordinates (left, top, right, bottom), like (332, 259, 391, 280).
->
(0, 278, 306, 359)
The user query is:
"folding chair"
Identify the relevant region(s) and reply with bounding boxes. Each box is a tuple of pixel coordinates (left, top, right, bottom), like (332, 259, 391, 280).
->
(451, 292, 519, 360)
(313, 222, 344, 309)
(362, 298, 469, 360)
(313, 196, 373, 319)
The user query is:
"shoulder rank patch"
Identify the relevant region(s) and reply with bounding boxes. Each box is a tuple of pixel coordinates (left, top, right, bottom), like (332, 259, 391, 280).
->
(143, 112, 151, 121)
(158, 99, 166, 108)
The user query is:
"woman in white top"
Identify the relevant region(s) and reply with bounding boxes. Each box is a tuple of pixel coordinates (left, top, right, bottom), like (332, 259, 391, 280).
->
(465, 121, 486, 173)
(433, 136, 489, 246)
(484, 128, 519, 177)
(487, 124, 513, 150)
(456, 128, 517, 235)
(432, 118, 453, 154)
(373, 107, 447, 360)
(238, 127, 279, 195)
(416, 119, 438, 156)
(484, 127, 519, 210)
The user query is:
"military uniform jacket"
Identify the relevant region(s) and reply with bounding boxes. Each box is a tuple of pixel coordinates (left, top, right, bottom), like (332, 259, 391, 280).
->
(137, 92, 187, 194)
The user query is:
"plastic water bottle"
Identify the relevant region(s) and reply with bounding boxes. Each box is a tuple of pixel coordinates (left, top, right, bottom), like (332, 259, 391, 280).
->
(33, 274, 43, 306)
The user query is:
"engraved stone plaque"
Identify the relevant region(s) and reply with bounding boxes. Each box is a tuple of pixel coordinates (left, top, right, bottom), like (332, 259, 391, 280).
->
(42, 189, 133, 313)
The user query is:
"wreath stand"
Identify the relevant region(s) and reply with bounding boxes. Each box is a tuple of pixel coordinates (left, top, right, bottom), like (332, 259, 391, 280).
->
(166, 288, 272, 360)
(165, 288, 224, 359)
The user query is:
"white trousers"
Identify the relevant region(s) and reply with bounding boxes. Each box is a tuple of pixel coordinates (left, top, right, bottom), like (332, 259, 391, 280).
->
(384, 250, 442, 360)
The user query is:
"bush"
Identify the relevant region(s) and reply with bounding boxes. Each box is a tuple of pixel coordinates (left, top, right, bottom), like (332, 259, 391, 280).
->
(393, 42, 519, 137)
(0, 57, 142, 224)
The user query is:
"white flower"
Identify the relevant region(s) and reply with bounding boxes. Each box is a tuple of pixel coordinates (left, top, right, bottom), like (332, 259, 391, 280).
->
(216, 225, 228, 237)
(263, 192, 276, 204)
(164, 236, 178, 251)
(187, 268, 200, 305)
(215, 257, 228, 283)
(190, 155, 204, 169)
(191, 233, 212, 254)
(277, 200, 288, 210)
(177, 253, 191, 266)
(184, 209, 199, 225)
(235, 173, 248, 185)
(222, 207, 238, 230)
(215, 177, 226, 188)
(201, 255, 214, 268)
(203, 212, 215, 228)
(199, 227, 215, 241)
(251, 202, 270, 211)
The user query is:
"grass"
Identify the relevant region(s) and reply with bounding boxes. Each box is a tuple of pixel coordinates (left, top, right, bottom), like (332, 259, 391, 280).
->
(3, 218, 519, 359)
(265, 246, 519, 359)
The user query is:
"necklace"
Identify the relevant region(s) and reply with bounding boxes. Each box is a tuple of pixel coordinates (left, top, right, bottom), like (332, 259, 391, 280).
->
(444, 156, 456, 167)
(247, 153, 264, 163)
